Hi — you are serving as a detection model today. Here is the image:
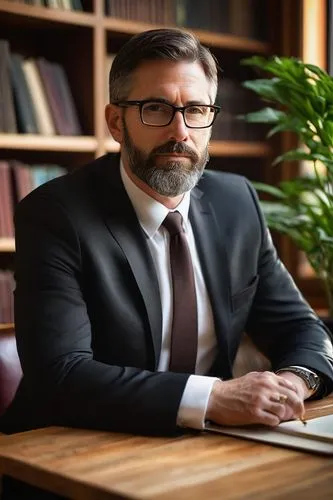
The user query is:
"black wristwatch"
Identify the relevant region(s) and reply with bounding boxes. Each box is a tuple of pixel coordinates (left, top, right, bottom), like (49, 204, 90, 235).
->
(276, 366, 321, 395)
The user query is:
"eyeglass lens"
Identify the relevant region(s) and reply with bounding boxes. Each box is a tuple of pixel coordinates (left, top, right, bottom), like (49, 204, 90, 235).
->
(141, 102, 215, 127)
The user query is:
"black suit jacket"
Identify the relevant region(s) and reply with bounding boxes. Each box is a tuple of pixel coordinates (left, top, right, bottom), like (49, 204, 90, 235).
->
(2, 153, 333, 435)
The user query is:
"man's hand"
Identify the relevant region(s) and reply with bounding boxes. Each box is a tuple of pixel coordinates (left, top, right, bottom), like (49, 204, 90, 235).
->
(206, 371, 305, 427)
(276, 370, 313, 420)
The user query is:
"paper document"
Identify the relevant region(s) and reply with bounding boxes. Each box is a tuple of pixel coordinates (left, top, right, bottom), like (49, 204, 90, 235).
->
(205, 414, 333, 455)
(277, 414, 333, 441)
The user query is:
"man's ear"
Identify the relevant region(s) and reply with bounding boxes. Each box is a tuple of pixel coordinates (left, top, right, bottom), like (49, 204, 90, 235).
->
(105, 104, 123, 143)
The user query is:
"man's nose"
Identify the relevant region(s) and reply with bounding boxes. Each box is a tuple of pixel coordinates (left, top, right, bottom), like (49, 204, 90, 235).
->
(167, 111, 189, 142)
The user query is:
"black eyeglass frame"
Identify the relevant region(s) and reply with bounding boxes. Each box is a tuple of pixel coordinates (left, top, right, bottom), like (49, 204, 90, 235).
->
(112, 100, 221, 128)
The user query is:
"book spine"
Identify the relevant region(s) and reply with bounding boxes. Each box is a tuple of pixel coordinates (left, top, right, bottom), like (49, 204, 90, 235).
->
(22, 58, 56, 136)
(9, 54, 39, 134)
(0, 40, 17, 133)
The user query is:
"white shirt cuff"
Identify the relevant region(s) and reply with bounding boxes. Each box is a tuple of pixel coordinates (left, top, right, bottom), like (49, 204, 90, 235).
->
(176, 375, 220, 430)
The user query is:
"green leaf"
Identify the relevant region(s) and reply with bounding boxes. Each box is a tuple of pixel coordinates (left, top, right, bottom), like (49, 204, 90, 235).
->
(266, 117, 306, 137)
(305, 64, 330, 79)
(240, 107, 285, 123)
(272, 149, 316, 165)
(252, 182, 287, 198)
(242, 79, 281, 100)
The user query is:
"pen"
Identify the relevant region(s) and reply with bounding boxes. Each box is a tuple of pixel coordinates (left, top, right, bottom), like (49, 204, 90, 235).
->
(299, 415, 307, 425)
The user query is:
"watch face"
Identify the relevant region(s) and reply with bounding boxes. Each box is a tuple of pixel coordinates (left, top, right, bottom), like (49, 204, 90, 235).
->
(277, 367, 321, 393)
(301, 370, 319, 390)
(309, 372, 320, 389)
(291, 368, 319, 390)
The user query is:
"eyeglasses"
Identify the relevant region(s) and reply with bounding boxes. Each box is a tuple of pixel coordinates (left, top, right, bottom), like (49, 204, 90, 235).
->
(112, 100, 221, 128)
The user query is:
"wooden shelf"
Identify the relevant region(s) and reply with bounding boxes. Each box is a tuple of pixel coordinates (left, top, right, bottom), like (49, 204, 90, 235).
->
(0, 238, 15, 253)
(0, 1, 95, 27)
(0, 135, 97, 153)
(189, 29, 270, 53)
(104, 137, 120, 152)
(209, 141, 271, 157)
(0, 323, 14, 331)
(103, 17, 270, 54)
(104, 139, 270, 158)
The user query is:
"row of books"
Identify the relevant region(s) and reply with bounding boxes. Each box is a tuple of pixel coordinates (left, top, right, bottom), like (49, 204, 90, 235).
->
(5, 0, 84, 10)
(211, 79, 267, 142)
(104, 0, 267, 40)
(0, 271, 14, 325)
(0, 161, 66, 238)
(0, 39, 82, 135)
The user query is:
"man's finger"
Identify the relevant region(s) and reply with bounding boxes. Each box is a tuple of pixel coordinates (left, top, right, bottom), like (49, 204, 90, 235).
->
(276, 376, 298, 393)
(270, 393, 288, 404)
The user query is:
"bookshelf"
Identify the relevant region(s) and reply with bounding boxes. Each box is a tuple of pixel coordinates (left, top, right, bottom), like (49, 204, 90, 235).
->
(103, 16, 270, 53)
(0, 0, 303, 323)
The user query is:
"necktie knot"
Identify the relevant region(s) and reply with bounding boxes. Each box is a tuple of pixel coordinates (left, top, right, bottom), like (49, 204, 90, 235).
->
(163, 211, 184, 237)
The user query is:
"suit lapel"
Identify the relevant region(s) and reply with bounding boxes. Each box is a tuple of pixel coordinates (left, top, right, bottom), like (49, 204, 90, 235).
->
(96, 155, 233, 375)
(189, 187, 233, 378)
(98, 155, 163, 368)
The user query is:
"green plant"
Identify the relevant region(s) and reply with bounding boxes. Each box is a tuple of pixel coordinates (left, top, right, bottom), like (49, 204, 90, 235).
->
(240, 56, 333, 315)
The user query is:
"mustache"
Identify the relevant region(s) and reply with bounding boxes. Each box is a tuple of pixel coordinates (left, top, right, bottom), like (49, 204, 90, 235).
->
(151, 142, 198, 161)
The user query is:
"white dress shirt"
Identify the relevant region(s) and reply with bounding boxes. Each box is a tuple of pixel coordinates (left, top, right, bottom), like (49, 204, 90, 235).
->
(120, 163, 219, 429)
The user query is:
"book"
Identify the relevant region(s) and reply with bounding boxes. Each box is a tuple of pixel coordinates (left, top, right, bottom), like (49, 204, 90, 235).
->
(11, 160, 34, 202)
(22, 58, 56, 136)
(9, 53, 39, 134)
(51, 61, 82, 135)
(0, 271, 15, 324)
(36, 57, 69, 135)
(229, 0, 255, 38)
(0, 40, 17, 133)
(105, 53, 116, 136)
(0, 162, 14, 238)
(45, 0, 61, 8)
(72, 0, 83, 11)
(205, 414, 333, 455)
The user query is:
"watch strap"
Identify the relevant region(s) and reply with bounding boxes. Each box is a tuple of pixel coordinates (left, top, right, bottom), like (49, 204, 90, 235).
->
(276, 366, 321, 395)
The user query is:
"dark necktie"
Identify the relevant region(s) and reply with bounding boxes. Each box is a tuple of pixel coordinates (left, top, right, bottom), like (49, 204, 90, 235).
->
(163, 211, 198, 373)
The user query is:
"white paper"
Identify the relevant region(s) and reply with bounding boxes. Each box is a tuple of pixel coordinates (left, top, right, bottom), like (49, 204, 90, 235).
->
(205, 414, 333, 455)
(277, 414, 333, 440)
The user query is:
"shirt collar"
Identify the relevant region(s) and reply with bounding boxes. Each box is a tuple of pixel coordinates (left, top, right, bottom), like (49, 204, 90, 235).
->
(120, 161, 191, 238)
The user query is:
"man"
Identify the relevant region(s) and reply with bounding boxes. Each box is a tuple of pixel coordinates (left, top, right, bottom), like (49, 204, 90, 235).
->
(2, 28, 333, 440)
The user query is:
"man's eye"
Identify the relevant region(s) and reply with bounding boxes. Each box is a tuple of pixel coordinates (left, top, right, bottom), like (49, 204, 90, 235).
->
(145, 103, 167, 112)
(187, 106, 205, 114)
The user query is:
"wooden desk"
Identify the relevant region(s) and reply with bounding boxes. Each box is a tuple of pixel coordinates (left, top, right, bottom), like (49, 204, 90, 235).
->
(0, 397, 333, 500)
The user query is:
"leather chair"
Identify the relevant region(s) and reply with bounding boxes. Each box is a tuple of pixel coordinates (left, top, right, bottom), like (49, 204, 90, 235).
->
(0, 326, 22, 418)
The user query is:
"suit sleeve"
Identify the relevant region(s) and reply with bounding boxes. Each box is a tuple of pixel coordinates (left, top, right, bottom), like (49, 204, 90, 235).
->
(13, 191, 189, 435)
(244, 180, 333, 396)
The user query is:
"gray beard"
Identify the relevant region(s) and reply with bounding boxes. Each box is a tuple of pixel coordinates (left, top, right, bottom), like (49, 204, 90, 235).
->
(123, 120, 209, 197)
(133, 160, 204, 197)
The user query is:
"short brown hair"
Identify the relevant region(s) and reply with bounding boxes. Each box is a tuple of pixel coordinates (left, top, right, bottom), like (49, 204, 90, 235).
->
(109, 28, 219, 102)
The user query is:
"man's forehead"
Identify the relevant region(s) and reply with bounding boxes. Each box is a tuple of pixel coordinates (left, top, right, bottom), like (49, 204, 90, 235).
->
(130, 59, 214, 99)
